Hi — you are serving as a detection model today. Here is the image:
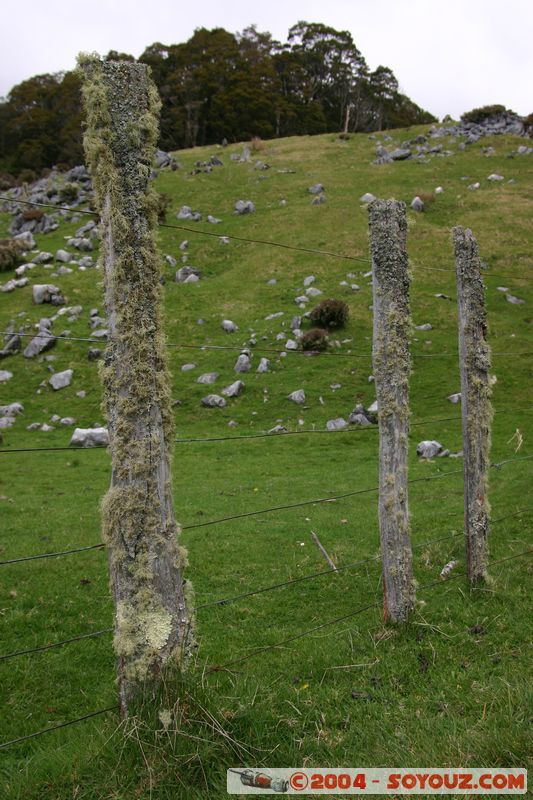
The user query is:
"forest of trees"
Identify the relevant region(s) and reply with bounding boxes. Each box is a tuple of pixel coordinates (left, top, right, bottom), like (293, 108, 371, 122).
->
(0, 22, 436, 179)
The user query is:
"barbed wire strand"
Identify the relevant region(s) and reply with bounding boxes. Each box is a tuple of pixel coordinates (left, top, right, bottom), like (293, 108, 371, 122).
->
(205, 549, 532, 673)
(1, 406, 532, 456)
(2, 499, 530, 574)
(0, 628, 114, 662)
(0, 706, 119, 750)
(2, 548, 530, 749)
(1, 330, 532, 360)
(2, 505, 531, 661)
(1, 196, 530, 281)
(183, 456, 533, 532)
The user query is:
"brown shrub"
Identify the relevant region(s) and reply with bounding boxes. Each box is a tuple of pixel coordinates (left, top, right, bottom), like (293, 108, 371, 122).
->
(0, 239, 26, 272)
(309, 298, 350, 330)
(21, 208, 44, 222)
(300, 328, 329, 351)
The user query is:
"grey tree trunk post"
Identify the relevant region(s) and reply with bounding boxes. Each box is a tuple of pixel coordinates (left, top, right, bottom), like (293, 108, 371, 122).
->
(368, 200, 415, 623)
(453, 227, 493, 583)
(79, 56, 193, 715)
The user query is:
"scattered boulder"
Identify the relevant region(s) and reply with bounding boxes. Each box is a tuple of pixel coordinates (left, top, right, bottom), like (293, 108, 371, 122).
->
(70, 427, 109, 447)
(221, 319, 238, 333)
(234, 352, 251, 373)
(416, 440, 449, 458)
(14, 231, 36, 249)
(55, 249, 72, 263)
(175, 267, 200, 283)
(308, 183, 325, 194)
(0, 370, 13, 382)
(23, 323, 56, 358)
(0, 333, 21, 358)
(49, 369, 73, 391)
(415, 323, 433, 331)
(222, 380, 245, 397)
(181, 363, 196, 372)
(390, 148, 412, 161)
(33, 284, 63, 305)
(197, 372, 218, 384)
(487, 173, 504, 182)
(348, 405, 373, 426)
(326, 417, 349, 431)
(177, 205, 201, 221)
(201, 394, 227, 408)
(288, 389, 306, 404)
(360, 192, 376, 203)
(256, 357, 270, 373)
(506, 294, 525, 305)
(411, 196, 424, 212)
(0, 402, 24, 416)
(234, 200, 255, 215)
(447, 393, 461, 404)
(312, 194, 327, 205)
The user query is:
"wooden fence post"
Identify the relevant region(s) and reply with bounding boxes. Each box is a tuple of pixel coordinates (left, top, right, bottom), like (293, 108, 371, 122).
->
(368, 200, 415, 623)
(453, 227, 493, 583)
(80, 56, 193, 714)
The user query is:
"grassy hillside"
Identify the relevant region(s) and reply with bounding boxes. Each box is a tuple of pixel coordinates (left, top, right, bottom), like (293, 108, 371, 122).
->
(1, 126, 532, 799)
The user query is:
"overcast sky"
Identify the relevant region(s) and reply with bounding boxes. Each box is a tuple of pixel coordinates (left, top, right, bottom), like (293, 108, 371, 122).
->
(1, 0, 531, 120)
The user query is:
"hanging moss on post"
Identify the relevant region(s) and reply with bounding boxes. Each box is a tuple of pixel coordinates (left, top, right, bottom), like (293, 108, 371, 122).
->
(79, 55, 194, 715)
(368, 199, 415, 623)
(453, 227, 493, 584)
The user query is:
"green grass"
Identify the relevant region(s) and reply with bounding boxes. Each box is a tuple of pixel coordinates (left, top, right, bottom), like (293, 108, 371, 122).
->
(0, 127, 532, 799)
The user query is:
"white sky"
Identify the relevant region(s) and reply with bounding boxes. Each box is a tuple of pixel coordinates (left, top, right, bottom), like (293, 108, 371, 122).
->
(1, 0, 531, 120)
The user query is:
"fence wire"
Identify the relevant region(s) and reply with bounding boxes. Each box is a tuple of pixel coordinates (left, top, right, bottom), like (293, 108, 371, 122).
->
(0, 196, 530, 281)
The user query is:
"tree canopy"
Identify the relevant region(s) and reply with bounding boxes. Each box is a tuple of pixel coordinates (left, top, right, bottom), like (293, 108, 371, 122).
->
(0, 22, 436, 178)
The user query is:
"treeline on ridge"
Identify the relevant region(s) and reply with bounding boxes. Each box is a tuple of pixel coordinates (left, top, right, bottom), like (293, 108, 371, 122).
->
(0, 21, 437, 180)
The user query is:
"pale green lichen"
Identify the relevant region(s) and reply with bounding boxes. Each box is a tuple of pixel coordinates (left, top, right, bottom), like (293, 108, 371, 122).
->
(452, 226, 492, 583)
(79, 55, 194, 701)
(368, 200, 415, 622)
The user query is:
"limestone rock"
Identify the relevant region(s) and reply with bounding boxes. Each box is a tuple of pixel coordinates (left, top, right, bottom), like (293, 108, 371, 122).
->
(197, 372, 219, 384)
(288, 389, 306, 404)
(234, 352, 251, 373)
(201, 394, 227, 408)
(221, 319, 238, 333)
(222, 380, 245, 397)
(49, 369, 73, 391)
(326, 417, 349, 431)
(416, 440, 448, 458)
(32, 284, 62, 305)
(70, 427, 109, 447)
(234, 200, 255, 215)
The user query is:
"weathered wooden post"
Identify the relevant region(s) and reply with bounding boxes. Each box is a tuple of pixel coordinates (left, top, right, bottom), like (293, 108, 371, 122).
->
(453, 227, 493, 583)
(80, 56, 193, 714)
(368, 200, 415, 623)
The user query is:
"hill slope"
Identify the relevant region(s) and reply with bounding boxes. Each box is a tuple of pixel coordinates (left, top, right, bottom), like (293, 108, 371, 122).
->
(0, 126, 532, 799)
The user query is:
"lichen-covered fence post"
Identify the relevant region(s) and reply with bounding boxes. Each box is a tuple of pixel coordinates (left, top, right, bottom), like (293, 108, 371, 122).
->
(80, 56, 193, 715)
(368, 199, 415, 623)
(453, 227, 493, 583)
